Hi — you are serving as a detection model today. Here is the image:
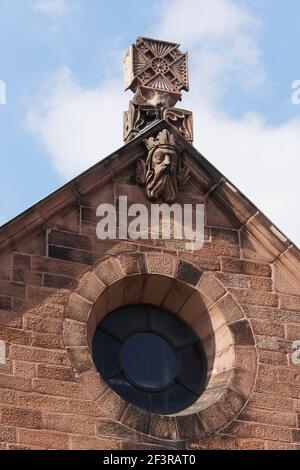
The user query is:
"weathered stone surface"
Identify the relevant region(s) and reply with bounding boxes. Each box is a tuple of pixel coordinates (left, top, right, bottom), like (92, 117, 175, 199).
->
(118, 253, 147, 276)
(63, 319, 87, 347)
(162, 279, 194, 313)
(43, 412, 95, 435)
(223, 420, 292, 443)
(230, 288, 278, 308)
(76, 272, 105, 303)
(279, 294, 300, 311)
(216, 294, 244, 324)
(222, 258, 271, 278)
(67, 347, 94, 373)
(200, 403, 230, 433)
(239, 407, 296, 428)
(176, 415, 206, 439)
(18, 428, 69, 449)
(121, 405, 150, 436)
(71, 436, 119, 450)
(248, 392, 294, 412)
(197, 273, 226, 302)
(146, 253, 176, 276)
(149, 415, 178, 441)
(234, 347, 257, 372)
(1, 407, 42, 429)
(229, 320, 255, 346)
(94, 259, 124, 285)
(65, 292, 92, 323)
(176, 261, 202, 286)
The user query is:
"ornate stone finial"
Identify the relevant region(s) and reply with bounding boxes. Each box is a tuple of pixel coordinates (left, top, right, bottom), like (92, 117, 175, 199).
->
(123, 37, 193, 144)
(124, 37, 189, 109)
(124, 38, 192, 201)
(136, 129, 190, 203)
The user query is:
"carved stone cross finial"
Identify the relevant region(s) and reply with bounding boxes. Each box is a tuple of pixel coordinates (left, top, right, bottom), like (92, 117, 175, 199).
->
(123, 38, 192, 202)
(123, 37, 193, 144)
(124, 37, 189, 109)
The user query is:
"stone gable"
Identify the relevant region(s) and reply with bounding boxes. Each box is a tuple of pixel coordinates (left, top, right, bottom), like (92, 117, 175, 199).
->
(0, 120, 299, 450)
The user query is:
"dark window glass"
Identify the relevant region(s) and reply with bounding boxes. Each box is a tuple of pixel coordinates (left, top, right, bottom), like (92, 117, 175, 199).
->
(148, 384, 197, 415)
(93, 304, 207, 414)
(92, 330, 120, 378)
(120, 333, 177, 390)
(149, 306, 198, 348)
(101, 305, 147, 340)
(107, 376, 149, 411)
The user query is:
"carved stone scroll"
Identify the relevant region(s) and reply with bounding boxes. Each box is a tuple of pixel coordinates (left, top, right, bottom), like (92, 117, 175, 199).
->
(124, 102, 193, 143)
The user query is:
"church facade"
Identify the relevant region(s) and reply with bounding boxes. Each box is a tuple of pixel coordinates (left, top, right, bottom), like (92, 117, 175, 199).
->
(0, 38, 299, 451)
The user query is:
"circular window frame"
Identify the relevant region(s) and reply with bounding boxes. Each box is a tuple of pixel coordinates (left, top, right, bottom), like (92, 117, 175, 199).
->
(63, 251, 257, 440)
(92, 304, 208, 414)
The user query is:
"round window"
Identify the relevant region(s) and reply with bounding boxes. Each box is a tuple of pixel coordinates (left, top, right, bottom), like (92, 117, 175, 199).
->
(92, 305, 207, 415)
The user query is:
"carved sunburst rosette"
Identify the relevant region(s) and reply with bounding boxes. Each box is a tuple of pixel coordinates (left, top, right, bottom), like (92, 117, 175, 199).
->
(124, 37, 189, 108)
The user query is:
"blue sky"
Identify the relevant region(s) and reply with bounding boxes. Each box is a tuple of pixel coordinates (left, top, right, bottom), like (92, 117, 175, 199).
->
(0, 0, 300, 245)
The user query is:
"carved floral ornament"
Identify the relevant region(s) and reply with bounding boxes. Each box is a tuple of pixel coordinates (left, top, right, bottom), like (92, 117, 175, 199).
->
(123, 37, 194, 145)
(136, 129, 190, 203)
(124, 36, 189, 108)
(123, 102, 193, 143)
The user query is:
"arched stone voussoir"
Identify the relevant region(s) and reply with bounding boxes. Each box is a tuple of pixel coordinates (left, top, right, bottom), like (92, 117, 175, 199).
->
(79, 370, 110, 401)
(215, 293, 245, 325)
(149, 414, 178, 441)
(197, 272, 227, 303)
(76, 271, 105, 303)
(176, 259, 203, 286)
(117, 252, 147, 276)
(121, 404, 151, 436)
(228, 368, 257, 399)
(217, 388, 247, 421)
(65, 292, 93, 323)
(94, 258, 125, 285)
(95, 387, 128, 421)
(199, 402, 231, 434)
(145, 252, 178, 277)
(63, 318, 87, 347)
(228, 319, 255, 346)
(66, 346, 94, 374)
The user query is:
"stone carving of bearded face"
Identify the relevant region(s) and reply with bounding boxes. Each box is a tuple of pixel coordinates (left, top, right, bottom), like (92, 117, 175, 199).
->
(136, 129, 190, 203)
(145, 146, 178, 203)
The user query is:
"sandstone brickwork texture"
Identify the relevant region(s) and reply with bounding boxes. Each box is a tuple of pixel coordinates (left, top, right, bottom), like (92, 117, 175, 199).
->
(0, 122, 299, 450)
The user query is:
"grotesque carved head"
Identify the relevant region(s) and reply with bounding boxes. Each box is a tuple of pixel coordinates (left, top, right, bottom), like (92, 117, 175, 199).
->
(145, 136, 178, 202)
(137, 129, 190, 203)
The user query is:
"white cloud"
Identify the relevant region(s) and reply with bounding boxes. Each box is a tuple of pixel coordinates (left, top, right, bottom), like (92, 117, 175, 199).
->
(33, 0, 79, 17)
(25, 67, 128, 179)
(153, 0, 264, 105)
(25, 0, 300, 246)
(153, 0, 300, 245)
(154, 0, 259, 45)
(190, 105, 300, 245)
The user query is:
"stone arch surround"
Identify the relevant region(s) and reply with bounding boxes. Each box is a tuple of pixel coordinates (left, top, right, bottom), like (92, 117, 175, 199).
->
(63, 251, 257, 440)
